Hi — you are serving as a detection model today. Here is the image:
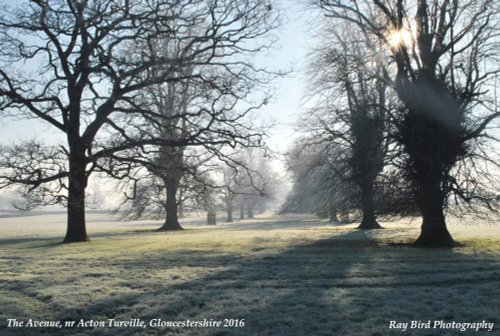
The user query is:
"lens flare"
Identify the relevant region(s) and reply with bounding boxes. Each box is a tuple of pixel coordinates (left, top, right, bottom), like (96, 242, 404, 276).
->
(386, 29, 412, 49)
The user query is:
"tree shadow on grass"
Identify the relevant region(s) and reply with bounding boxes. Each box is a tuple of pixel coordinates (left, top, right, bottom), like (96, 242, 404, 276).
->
(0, 237, 65, 248)
(0, 229, 184, 249)
(1, 230, 499, 336)
(223, 217, 345, 231)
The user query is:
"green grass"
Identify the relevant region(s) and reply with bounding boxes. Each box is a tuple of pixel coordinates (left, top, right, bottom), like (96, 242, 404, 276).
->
(0, 214, 499, 335)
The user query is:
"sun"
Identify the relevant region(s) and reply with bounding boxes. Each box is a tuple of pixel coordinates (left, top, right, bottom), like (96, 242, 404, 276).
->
(386, 28, 412, 49)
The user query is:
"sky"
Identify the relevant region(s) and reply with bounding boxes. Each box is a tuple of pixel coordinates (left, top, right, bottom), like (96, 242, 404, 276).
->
(1, 1, 499, 211)
(0, 0, 313, 152)
(259, 1, 326, 155)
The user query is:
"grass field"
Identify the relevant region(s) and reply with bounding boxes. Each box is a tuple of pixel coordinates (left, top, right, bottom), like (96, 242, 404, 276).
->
(0, 212, 499, 335)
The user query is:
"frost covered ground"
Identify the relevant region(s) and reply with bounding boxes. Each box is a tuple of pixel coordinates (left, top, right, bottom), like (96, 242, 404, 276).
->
(0, 212, 499, 336)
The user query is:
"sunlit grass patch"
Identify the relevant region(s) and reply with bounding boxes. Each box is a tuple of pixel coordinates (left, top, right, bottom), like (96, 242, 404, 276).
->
(453, 238, 500, 253)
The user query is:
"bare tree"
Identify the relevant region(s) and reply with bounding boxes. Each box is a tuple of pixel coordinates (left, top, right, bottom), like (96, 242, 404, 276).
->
(114, 44, 196, 231)
(318, 0, 500, 246)
(282, 140, 355, 222)
(222, 166, 239, 222)
(115, 52, 276, 230)
(218, 148, 279, 220)
(116, 149, 212, 224)
(0, 0, 278, 242)
(304, 24, 392, 229)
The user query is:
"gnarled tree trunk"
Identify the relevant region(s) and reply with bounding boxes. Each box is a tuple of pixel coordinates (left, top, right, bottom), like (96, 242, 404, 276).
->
(414, 182, 454, 247)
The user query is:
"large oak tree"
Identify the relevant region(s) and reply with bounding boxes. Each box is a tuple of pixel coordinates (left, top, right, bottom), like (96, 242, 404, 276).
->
(0, 0, 278, 242)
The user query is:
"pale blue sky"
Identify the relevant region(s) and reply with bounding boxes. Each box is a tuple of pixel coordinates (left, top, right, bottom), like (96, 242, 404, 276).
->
(0, 0, 313, 154)
(257, 0, 318, 154)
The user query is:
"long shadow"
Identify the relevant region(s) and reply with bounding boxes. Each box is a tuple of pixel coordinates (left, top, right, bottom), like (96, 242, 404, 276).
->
(1, 230, 499, 336)
(223, 218, 350, 231)
(0, 237, 65, 248)
(0, 234, 127, 249)
(0, 216, 337, 249)
(0, 214, 328, 249)
(0, 228, 181, 249)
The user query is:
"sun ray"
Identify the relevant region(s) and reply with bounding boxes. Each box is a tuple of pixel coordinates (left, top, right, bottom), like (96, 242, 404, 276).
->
(386, 28, 412, 50)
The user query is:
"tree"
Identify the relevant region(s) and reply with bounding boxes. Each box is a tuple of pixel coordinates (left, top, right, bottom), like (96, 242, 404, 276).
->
(116, 149, 212, 226)
(114, 45, 196, 231)
(221, 148, 279, 220)
(282, 140, 354, 222)
(304, 24, 391, 229)
(222, 166, 238, 222)
(143, 74, 192, 231)
(117, 17, 280, 230)
(0, 0, 278, 242)
(319, 0, 500, 246)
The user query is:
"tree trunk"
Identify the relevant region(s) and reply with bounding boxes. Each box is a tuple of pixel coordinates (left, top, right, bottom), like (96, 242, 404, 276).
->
(240, 201, 245, 219)
(328, 205, 339, 223)
(396, 76, 460, 247)
(178, 186, 184, 218)
(158, 176, 183, 231)
(226, 197, 233, 222)
(64, 149, 89, 243)
(357, 187, 383, 229)
(340, 209, 349, 224)
(414, 185, 454, 247)
(247, 202, 254, 219)
(207, 211, 216, 225)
